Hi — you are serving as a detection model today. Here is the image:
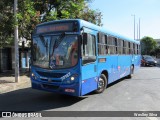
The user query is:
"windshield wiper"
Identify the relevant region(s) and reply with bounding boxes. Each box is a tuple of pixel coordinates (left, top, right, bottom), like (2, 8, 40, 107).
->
(50, 33, 65, 69)
(39, 35, 48, 48)
(53, 32, 65, 49)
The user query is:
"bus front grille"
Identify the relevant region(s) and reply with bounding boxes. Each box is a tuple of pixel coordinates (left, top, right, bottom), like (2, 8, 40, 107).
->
(42, 84, 59, 90)
(40, 78, 62, 83)
(37, 71, 66, 78)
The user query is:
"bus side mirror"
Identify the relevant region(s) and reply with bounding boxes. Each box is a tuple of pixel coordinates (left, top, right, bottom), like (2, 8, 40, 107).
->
(32, 44, 37, 61)
(79, 35, 82, 45)
(83, 33, 88, 45)
(32, 52, 36, 61)
(33, 56, 36, 61)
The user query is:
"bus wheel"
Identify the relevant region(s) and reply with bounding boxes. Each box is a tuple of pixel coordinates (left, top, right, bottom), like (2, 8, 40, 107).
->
(128, 65, 134, 79)
(95, 74, 107, 94)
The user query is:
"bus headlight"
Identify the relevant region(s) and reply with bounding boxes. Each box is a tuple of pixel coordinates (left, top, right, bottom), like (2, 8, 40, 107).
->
(70, 74, 78, 82)
(71, 76, 75, 81)
(63, 74, 78, 84)
(31, 73, 38, 80)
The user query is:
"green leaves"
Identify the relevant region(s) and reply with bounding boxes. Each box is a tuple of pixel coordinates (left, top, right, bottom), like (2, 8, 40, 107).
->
(0, 0, 14, 48)
(141, 36, 157, 55)
(0, 0, 103, 48)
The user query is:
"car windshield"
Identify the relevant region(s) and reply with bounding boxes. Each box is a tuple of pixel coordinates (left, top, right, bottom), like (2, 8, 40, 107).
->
(143, 56, 154, 61)
(32, 35, 78, 69)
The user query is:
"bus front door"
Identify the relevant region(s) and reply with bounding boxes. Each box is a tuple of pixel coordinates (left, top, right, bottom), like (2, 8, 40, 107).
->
(81, 30, 98, 96)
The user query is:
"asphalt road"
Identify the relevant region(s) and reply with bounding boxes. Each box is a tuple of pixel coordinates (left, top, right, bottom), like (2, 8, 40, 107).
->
(0, 66, 160, 120)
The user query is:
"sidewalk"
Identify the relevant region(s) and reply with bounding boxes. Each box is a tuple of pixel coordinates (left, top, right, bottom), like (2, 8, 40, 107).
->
(0, 70, 31, 94)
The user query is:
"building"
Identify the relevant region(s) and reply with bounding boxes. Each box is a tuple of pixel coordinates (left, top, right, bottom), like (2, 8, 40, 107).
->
(0, 38, 30, 72)
(0, 48, 12, 72)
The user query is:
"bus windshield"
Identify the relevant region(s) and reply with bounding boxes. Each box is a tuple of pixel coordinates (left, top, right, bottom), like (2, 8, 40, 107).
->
(32, 35, 78, 69)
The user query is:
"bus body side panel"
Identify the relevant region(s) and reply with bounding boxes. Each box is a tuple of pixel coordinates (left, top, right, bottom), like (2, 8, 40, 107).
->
(81, 64, 98, 95)
(118, 55, 132, 79)
(131, 55, 141, 72)
(97, 55, 135, 84)
(97, 55, 118, 84)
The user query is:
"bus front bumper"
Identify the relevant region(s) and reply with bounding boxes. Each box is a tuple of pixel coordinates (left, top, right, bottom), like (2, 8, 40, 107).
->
(31, 80, 80, 96)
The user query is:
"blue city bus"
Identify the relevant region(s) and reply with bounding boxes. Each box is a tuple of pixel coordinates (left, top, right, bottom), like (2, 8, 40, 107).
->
(30, 19, 141, 96)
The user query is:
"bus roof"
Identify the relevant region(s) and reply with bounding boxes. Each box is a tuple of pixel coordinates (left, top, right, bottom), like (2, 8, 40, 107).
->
(37, 19, 140, 44)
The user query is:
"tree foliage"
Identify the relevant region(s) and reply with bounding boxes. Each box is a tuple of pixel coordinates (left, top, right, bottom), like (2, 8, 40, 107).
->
(155, 46, 160, 57)
(0, 0, 14, 48)
(18, 0, 40, 40)
(32, 0, 102, 25)
(141, 36, 157, 55)
(150, 46, 160, 57)
(0, 0, 103, 48)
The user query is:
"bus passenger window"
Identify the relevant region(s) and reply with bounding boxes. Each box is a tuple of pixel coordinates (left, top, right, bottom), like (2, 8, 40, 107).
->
(106, 46, 110, 54)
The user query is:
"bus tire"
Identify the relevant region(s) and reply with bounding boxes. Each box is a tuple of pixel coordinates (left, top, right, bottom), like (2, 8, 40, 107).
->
(95, 74, 107, 94)
(128, 65, 134, 79)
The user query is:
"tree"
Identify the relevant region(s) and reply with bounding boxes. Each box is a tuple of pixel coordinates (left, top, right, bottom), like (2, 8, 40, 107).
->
(79, 4, 103, 26)
(154, 46, 160, 57)
(0, 0, 14, 48)
(17, 0, 40, 40)
(0, 0, 103, 47)
(141, 36, 157, 55)
(33, 0, 102, 24)
(19, 0, 103, 40)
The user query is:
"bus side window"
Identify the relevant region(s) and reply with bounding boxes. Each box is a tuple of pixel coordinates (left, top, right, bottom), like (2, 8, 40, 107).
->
(106, 46, 110, 54)
(128, 42, 131, 54)
(82, 33, 96, 65)
(115, 38, 118, 54)
(135, 44, 137, 54)
(118, 39, 123, 54)
(108, 36, 115, 54)
(98, 32, 108, 55)
(123, 40, 126, 54)
(130, 42, 133, 54)
(137, 44, 139, 54)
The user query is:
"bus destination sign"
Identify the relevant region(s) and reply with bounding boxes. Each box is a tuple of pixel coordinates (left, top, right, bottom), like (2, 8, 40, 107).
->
(36, 23, 74, 34)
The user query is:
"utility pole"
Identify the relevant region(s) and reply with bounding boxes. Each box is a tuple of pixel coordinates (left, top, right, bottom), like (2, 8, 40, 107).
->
(137, 23, 139, 40)
(131, 14, 136, 40)
(139, 18, 141, 40)
(14, 0, 19, 82)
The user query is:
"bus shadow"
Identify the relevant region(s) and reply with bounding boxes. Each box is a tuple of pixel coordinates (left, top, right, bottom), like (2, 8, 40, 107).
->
(86, 77, 126, 96)
(0, 88, 85, 112)
(107, 78, 126, 88)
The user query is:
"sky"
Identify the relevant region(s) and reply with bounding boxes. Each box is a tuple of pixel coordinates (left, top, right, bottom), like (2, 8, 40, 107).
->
(90, 0, 160, 39)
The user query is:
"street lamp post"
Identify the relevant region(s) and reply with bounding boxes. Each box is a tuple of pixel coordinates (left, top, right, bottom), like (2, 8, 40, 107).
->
(137, 23, 139, 40)
(14, 0, 19, 82)
(139, 18, 141, 40)
(131, 14, 136, 40)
